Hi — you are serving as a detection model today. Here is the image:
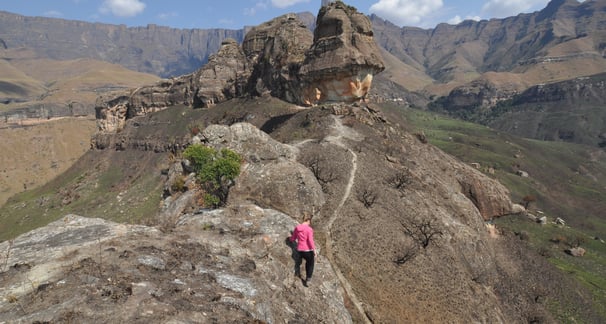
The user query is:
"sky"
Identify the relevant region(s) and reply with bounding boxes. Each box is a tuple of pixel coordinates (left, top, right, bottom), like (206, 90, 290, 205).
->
(0, 0, 568, 30)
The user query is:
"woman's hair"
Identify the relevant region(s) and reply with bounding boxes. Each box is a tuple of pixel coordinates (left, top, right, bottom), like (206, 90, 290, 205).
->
(303, 212, 313, 222)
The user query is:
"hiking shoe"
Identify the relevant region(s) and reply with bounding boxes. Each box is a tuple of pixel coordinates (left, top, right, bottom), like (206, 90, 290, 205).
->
(305, 278, 311, 286)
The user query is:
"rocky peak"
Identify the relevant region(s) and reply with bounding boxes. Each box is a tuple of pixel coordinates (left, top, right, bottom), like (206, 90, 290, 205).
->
(94, 2, 384, 133)
(242, 13, 314, 102)
(299, 2, 385, 105)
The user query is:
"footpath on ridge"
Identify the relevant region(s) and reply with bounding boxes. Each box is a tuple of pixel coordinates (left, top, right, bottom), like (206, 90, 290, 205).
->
(320, 116, 371, 324)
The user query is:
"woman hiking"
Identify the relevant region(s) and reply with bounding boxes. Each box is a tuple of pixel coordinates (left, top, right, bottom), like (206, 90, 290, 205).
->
(290, 213, 317, 286)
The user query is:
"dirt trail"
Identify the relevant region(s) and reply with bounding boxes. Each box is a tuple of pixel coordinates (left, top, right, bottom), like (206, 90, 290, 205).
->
(321, 116, 371, 324)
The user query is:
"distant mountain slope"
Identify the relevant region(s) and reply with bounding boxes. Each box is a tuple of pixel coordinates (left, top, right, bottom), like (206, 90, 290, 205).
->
(0, 49, 160, 121)
(487, 73, 606, 147)
(372, 0, 606, 93)
(0, 11, 245, 78)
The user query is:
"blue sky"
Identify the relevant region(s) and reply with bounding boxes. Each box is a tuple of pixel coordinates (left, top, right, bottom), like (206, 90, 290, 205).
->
(1, 0, 562, 30)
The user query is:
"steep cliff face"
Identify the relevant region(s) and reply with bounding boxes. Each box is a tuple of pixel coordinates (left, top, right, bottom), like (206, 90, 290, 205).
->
(0, 11, 244, 78)
(95, 2, 385, 133)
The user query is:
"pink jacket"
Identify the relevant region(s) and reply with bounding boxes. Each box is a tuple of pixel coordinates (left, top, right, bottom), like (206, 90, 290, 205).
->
(290, 223, 315, 251)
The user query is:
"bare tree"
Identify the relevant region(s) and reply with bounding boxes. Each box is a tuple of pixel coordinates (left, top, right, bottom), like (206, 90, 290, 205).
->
(357, 188, 378, 208)
(394, 218, 443, 266)
(393, 245, 418, 265)
(402, 218, 443, 249)
(387, 169, 412, 195)
(302, 153, 339, 188)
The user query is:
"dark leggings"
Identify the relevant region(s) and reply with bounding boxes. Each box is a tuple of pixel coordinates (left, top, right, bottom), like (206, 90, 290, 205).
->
(295, 250, 315, 280)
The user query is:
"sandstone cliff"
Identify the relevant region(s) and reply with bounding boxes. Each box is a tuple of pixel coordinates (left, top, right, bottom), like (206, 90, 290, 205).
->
(0, 11, 244, 78)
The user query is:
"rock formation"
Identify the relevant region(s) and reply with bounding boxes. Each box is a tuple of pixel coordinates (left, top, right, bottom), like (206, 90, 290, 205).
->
(242, 13, 313, 103)
(95, 2, 384, 133)
(299, 2, 385, 105)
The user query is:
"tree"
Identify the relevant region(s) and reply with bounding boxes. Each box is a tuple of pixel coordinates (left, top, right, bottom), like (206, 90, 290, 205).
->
(183, 145, 242, 207)
(387, 169, 412, 196)
(357, 187, 378, 208)
(301, 152, 339, 190)
(402, 218, 443, 249)
(394, 218, 444, 266)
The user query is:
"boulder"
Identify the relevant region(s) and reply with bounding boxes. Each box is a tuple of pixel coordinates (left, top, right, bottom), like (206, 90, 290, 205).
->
(0, 211, 350, 323)
(457, 168, 514, 220)
(566, 247, 586, 257)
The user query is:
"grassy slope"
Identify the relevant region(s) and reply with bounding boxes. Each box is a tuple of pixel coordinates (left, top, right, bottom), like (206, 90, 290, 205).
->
(0, 118, 97, 206)
(390, 104, 606, 319)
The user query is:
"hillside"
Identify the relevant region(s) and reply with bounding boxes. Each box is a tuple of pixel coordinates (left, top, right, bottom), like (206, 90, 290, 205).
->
(399, 105, 606, 318)
(0, 51, 159, 206)
(372, 0, 606, 94)
(1, 48, 160, 118)
(432, 72, 606, 148)
(2, 96, 603, 322)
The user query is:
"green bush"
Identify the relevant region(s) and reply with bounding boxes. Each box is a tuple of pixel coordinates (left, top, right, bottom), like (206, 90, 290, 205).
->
(183, 144, 242, 208)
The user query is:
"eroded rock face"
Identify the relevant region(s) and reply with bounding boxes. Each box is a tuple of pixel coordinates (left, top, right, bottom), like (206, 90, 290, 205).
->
(299, 2, 385, 105)
(193, 39, 250, 107)
(243, 14, 314, 103)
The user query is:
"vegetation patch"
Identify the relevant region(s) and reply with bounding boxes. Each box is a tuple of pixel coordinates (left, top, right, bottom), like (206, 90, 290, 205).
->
(182, 144, 242, 208)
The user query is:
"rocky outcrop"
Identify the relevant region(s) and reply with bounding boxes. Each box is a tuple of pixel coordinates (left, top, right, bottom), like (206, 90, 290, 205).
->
(193, 39, 251, 107)
(199, 123, 325, 217)
(435, 79, 520, 111)
(299, 2, 385, 105)
(0, 213, 351, 323)
(95, 2, 384, 133)
(243, 14, 314, 102)
(95, 39, 247, 133)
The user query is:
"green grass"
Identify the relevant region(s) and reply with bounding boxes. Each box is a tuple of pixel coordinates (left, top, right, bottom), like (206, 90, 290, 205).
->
(0, 150, 165, 242)
(495, 215, 606, 321)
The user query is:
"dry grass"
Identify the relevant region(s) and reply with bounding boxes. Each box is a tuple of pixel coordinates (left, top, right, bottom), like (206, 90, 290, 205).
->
(0, 118, 96, 206)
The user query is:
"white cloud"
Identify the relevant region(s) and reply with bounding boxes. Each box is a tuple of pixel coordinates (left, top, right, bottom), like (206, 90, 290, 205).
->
(448, 15, 481, 25)
(481, 0, 549, 18)
(100, 0, 146, 18)
(43, 10, 63, 18)
(245, 1, 269, 16)
(270, 0, 310, 9)
(369, 0, 444, 26)
(158, 12, 178, 20)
